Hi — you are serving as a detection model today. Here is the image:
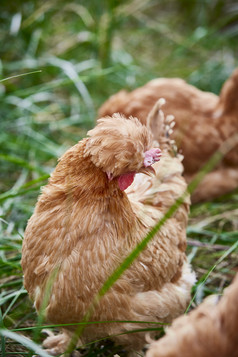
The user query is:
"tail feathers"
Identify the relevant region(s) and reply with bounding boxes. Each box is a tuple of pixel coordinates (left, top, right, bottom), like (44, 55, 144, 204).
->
(146, 98, 177, 153)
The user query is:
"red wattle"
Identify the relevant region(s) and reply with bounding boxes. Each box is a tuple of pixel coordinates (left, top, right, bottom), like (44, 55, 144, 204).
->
(118, 173, 135, 191)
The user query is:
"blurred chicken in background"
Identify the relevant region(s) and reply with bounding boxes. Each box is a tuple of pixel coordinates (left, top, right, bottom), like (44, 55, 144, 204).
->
(99, 69, 238, 202)
(146, 273, 238, 357)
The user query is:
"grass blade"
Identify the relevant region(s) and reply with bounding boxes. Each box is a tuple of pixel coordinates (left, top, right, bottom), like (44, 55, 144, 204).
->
(186, 239, 238, 313)
(0, 329, 51, 357)
(0, 308, 5, 357)
(0, 71, 42, 83)
(0, 154, 47, 175)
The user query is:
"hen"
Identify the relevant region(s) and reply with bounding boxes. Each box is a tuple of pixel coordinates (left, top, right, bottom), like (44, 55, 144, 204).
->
(21, 102, 195, 356)
(146, 273, 238, 357)
(98, 69, 238, 202)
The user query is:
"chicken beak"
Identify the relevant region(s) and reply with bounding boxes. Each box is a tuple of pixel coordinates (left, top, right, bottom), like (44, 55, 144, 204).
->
(139, 166, 156, 177)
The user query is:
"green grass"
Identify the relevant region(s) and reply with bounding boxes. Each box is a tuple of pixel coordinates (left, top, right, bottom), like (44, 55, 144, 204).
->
(1, 0, 238, 356)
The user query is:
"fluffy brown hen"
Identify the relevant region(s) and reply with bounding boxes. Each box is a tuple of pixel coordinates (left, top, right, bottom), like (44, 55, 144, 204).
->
(146, 273, 238, 357)
(98, 69, 238, 202)
(21, 102, 195, 356)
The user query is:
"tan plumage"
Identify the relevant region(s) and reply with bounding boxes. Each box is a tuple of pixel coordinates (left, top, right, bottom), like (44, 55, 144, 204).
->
(98, 69, 238, 202)
(146, 273, 238, 357)
(21, 103, 195, 355)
